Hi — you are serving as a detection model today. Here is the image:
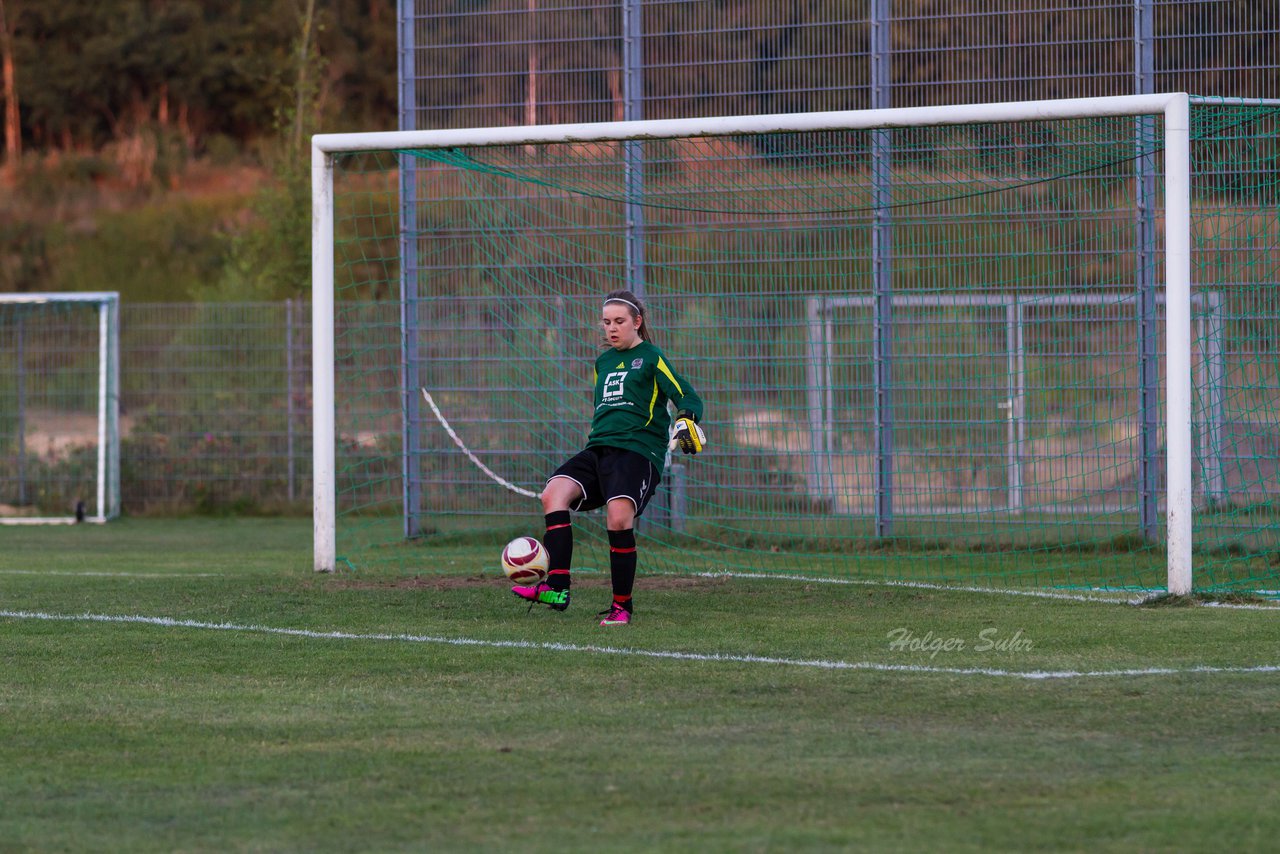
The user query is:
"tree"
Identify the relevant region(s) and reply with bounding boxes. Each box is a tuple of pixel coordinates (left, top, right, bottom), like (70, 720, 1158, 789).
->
(0, 0, 19, 165)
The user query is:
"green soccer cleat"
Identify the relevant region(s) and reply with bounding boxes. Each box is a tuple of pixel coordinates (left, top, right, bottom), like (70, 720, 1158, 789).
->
(512, 582, 571, 612)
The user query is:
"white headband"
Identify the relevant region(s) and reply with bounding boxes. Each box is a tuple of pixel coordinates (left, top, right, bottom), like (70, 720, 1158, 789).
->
(603, 297, 641, 314)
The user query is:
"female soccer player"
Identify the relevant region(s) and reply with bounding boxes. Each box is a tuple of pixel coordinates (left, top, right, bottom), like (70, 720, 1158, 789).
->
(512, 289, 705, 625)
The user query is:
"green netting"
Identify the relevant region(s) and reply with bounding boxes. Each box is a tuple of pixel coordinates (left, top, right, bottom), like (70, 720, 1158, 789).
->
(328, 102, 1280, 593)
(1189, 101, 1280, 591)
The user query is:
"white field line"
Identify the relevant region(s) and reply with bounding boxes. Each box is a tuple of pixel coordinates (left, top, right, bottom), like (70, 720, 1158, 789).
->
(695, 571, 1280, 610)
(2, 609, 1278, 681)
(1202, 601, 1280, 611)
(0, 570, 223, 578)
(694, 571, 1137, 604)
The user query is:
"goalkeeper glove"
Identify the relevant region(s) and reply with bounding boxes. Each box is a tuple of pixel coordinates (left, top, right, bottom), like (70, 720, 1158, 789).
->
(672, 411, 706, 455)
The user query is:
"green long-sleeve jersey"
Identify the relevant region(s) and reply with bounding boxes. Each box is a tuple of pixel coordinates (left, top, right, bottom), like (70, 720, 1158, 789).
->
(586, 340, 703, 473)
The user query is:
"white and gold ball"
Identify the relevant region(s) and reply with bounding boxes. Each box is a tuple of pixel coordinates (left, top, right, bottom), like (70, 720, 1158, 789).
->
(501, 536, 548, 585)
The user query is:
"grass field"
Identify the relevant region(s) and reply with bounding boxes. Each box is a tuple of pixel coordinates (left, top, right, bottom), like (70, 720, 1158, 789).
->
(3, 518, 1280, 852)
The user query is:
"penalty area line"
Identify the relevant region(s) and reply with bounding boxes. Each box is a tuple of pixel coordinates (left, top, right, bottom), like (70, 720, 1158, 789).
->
(2, 609, 1278, 681)
(692, 571, 1139, 605)
(693, 571, 1280, 610)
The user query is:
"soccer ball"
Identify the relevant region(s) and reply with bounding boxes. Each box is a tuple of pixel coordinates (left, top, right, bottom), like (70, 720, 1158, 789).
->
(501, 536, 548, 585)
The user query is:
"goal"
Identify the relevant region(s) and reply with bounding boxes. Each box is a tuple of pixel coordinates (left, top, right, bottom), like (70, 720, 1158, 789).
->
(310, 93, 1280, 595)
(0, 293, 121, 524)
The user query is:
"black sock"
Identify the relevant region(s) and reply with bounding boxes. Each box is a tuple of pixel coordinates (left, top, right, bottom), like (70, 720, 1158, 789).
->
(608, 528, 637, 602)
(544, 511, 572, 590)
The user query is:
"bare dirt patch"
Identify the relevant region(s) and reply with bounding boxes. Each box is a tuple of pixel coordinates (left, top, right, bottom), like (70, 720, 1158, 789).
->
(16, 408, 135, 461)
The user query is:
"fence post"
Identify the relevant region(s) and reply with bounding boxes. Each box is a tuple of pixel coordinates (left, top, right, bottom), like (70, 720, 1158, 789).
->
(624, 0, 661, 531)
(1134, 0, 1160, 541)
(623, 0, 645, 301)
(16, 313, 25, 506)
(1004, 299, 1024, 514)
(871, 0, 894, 537)
(399, 0, 423, 539)
(286, 298, 296, 503)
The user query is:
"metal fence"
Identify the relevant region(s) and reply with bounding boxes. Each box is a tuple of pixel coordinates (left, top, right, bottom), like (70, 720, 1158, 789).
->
(399, 0, 1278, 133)
(392, 0, 1278, 540)
(117, 302, 312, 513)
(14, 3, 1280, 519)
(1, 287, 1272, 522)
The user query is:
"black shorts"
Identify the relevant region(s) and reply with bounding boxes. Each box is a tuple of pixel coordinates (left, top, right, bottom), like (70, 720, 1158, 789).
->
(548, 446, 661, 517)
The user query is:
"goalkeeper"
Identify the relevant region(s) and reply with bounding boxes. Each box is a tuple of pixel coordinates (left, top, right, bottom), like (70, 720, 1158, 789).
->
(513, 289, 705, 626)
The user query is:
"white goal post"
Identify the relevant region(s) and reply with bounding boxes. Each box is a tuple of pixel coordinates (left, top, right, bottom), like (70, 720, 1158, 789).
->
(0, 292, 121, 525)
(310, 93, 1193, 593)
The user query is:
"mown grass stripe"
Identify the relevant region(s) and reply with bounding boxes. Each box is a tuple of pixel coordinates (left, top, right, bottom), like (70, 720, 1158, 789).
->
(0, 571, 224, 578)
(3, 609, 1278, 681)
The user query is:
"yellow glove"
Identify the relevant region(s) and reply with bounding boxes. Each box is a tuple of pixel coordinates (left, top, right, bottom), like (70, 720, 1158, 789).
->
(672, 412, 706, 455)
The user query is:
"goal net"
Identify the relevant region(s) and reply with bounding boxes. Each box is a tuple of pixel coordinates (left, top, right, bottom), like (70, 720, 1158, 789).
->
(0, 293, 121, 524)
(312, 94, 1280, 595)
